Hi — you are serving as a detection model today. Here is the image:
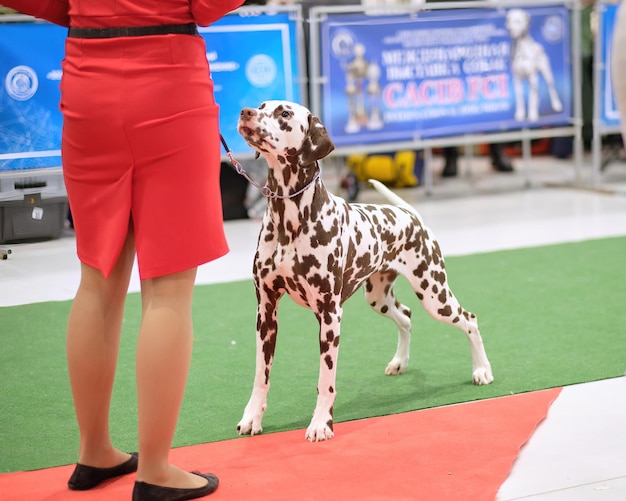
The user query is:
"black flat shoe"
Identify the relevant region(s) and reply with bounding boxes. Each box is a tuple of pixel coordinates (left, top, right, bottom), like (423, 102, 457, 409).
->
(132, 472, 219, 501)
(68, 452, 138, 490)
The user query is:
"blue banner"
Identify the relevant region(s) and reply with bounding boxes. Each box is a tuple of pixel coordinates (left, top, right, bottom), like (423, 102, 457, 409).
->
(0, 9, 303, 171)
(0, 22, 65, 171)
(319, 6, 573, 146)
(599, 2, 621, 128)
(200, 9, 303, 155)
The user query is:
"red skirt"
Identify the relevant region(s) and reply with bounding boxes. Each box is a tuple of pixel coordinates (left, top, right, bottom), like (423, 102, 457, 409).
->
(60, 33, 228, 279)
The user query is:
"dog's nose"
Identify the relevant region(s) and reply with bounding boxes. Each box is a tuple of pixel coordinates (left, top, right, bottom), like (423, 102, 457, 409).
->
(240, 108, 256, 119)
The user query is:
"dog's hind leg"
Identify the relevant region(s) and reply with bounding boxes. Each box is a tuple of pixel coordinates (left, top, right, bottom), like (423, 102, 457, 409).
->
(409, 265, 493, 385)
(237, 289, 282, 437)
(364, 271, 412, 375)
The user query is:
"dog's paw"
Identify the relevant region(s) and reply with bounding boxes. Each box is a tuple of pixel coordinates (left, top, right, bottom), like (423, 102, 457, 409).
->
(236, 416, 263, 436)
(385, 357, 408, 375)
(305, 420, 335, 442)
(236, 407, 266, 436)
(472, 366, 494, 386)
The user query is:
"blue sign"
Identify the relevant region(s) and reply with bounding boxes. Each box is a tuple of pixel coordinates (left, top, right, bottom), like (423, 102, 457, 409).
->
(200, 9, 303, 155)
(599, 2, 621, 128)
(0, 9, 303, 172)
(319, 6, 573, 146)
(0, 22, 65, 171)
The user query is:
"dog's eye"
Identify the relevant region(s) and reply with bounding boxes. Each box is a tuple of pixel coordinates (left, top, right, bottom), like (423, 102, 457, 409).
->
(281, 111, 290, 118)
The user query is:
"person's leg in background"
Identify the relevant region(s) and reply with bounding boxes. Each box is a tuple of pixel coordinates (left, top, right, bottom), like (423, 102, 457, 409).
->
(612, 2, 626, 141)
(441, 146, 459, 177)
(489, 143, 514, 172)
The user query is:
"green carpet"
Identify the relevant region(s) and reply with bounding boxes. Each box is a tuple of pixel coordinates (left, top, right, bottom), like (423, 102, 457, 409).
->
(1, 236, 625, 473)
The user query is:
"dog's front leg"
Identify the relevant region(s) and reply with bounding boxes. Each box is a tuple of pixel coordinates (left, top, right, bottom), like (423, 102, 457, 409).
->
(237, 290, 281, 437)
(305, 307, 342, 442)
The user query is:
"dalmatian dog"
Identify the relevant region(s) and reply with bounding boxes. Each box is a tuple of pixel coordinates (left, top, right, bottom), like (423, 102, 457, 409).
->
(236, 100, 493, 442)
(506, 8, 563, 122)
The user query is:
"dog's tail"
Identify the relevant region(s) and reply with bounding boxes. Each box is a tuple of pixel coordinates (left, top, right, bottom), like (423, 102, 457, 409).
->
(368, 179, 418, 216)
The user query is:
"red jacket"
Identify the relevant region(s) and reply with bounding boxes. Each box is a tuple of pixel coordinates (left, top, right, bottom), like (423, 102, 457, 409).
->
(1, 0, 245, 27)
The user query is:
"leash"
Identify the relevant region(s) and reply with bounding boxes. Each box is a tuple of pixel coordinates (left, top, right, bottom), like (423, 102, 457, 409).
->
(219, 134, 320, 200)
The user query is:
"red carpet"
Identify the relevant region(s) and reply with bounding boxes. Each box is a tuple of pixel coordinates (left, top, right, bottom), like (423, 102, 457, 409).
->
(0, 388, 560, 500)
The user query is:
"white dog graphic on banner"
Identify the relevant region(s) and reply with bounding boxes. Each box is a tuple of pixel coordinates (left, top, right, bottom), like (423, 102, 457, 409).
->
(506, 8, 563, 122)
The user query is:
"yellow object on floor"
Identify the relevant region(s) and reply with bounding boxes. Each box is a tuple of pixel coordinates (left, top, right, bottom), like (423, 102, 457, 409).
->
(346, 151, 421, 188)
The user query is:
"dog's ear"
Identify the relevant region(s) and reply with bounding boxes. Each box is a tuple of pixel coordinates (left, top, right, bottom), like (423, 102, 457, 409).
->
(301, 114, 335, 165)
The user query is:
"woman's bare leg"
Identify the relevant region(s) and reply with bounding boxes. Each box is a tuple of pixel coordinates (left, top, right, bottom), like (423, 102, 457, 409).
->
(135, 267, 207, 489)
(66, 233, 136, 467)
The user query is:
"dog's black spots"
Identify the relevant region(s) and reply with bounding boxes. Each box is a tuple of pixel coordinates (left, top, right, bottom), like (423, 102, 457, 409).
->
(431, 269, 446, 285)
(329, 386, 334, 393)
(278, 120, 293, 132)
(381, 305, 389, 314)
(432, 241, 443, 266)
(355, 252, 372, 272)
(402, 307, 411, 318)
(414, 261, 428, 278)
(432, 283, 439, 294)
(310, 219, 339, 248)
(420, 279, 429, 290)
(438, 305, 453, 317)
(272, 276, 286, 291)
(264, 367, 270, 385)
(438, 289, 447, 304)
(381, 207, 398, 226)
(317, 301, 338, 325)
(354, 228, 363, 245)
(370, 301, 377, 307)
(294, 254, 321, 276)
(285, 147, 299, 168)
(262, 336, 276, 365)
(453, 316, 460, 323)
(259, 314, 277, 341)
(286, 276, 297, 291)
(326, 253, 340, 275)
(416, 291, 424, 300)
(320, 340, 330, 354)
(324, 354, 333, 370)
(310, 274, 332, 296)
(281, 163, 292, 185)
(310, 193, 326, 222)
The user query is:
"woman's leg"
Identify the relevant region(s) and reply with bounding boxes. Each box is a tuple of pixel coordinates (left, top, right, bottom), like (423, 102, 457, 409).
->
(66, 232, 136, 467)
(135, 267, 207, 489)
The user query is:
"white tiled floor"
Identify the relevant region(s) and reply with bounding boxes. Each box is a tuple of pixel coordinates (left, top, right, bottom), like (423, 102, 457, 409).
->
(1, 153, 625, 499)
